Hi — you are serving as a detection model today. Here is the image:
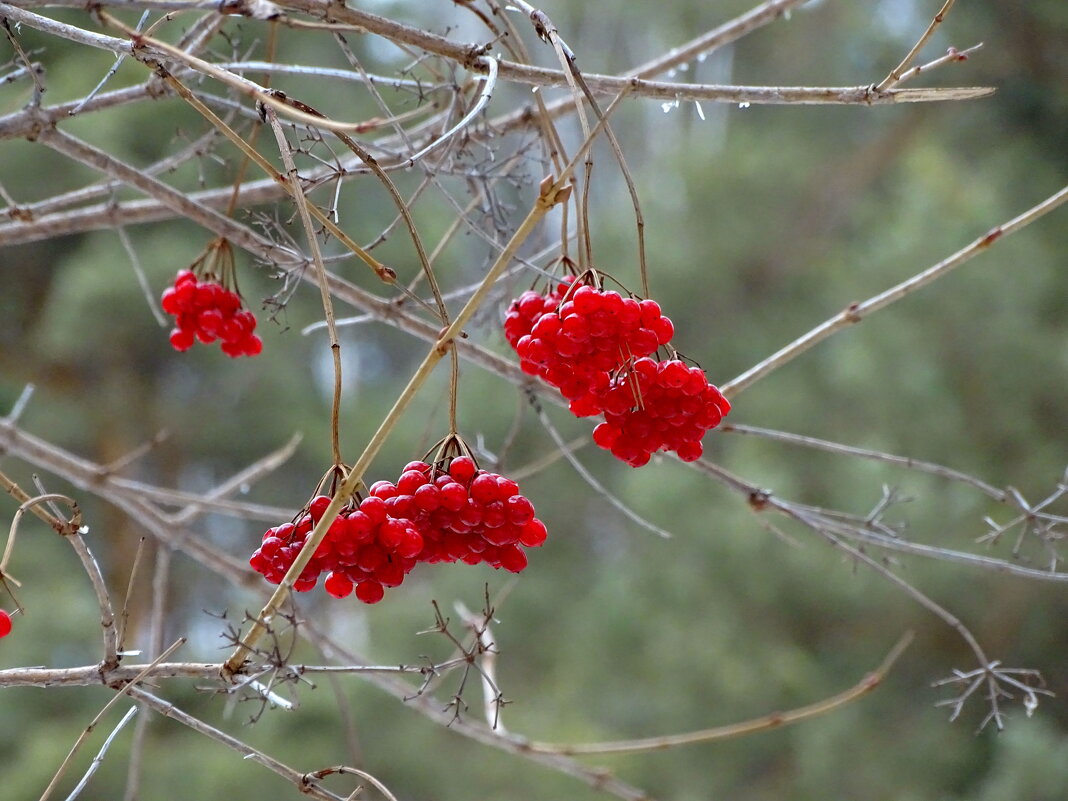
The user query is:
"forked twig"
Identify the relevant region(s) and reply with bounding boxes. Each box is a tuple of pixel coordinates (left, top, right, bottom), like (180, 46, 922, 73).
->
(63, 706, 139, 801)
(877, 0, 957, 92)
(39, 639, 185, 801)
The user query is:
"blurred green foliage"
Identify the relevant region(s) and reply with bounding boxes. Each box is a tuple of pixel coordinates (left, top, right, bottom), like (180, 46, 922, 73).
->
(1, 1, 1066, 800)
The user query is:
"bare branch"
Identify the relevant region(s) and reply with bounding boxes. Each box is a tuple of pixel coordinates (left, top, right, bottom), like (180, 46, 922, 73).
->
(525, 632, 912, 754)
(722, 183, 1068, 398)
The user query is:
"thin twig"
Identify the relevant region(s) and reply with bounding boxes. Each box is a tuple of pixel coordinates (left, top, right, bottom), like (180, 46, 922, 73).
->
(124, 685, 347, 801)
(530, 397, 674, 539)
(116, 226, 168, 327)
(266, 108, 345, 466)
(877, 0, 957, 92)
(525, 632, 913, 754)
(39, 639, 185, 801)
(721, 183, 1068, 398)
(115, 537, 146, 655)
(721, 423, 1006, 500)
(63, 706, 139, 801)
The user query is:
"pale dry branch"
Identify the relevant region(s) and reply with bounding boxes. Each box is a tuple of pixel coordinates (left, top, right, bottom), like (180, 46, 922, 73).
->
(722, 183, 1068, 398)
(266, 106, 345, 465)
(524, 632, 912, 755)
(117, 225, 169, 327)
(123, 684, 348, 801)
(39, 639, 185, 801)
(63, 706, 139, 801)
(934, 662, 1053, 732)
(32, 125, 302, 267)
(877, 0, 957, 92)
(164, 433, 302, 525)
(302, 765, 400, 801)
(456, 600, 507, 732)
(721, 423, 1007, 500)
(122, 542, 168, 801)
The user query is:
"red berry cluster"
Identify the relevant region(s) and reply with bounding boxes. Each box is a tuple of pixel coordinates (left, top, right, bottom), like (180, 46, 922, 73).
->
(161, 269, 263, 357)
(505, 276, 674, 403)
(248, 456, 546, 604)
(585, 358, 731, 466)
(504, 275, 730, 466)
(368, 455, 546, 572)
(249, 493, 423, 605)
(0, 609, 11, 639)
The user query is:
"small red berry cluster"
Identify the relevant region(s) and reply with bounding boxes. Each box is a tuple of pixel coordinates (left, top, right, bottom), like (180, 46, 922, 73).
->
(161, 269, 263, 357)
(368, 455, 546, 571)
(505, 276, 673, 403)
(505, 274, 730, 466)
(584, 357, 731, 466)
(248, 456, 546, 604)
(0, 609, 11, 639)
(249, 492, 423, 605)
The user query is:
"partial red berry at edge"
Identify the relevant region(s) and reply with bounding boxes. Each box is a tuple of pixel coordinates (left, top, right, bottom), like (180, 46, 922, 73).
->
(161, 271, 263, 358)
(0, 609, 12, 638)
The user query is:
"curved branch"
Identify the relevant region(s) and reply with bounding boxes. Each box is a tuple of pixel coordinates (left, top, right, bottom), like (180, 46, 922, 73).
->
(524, 632, 912, 755)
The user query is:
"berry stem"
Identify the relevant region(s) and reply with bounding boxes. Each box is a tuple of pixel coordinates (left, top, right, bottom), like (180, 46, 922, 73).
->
(265, 107, 344, 468)
(448, 344, 460, 435)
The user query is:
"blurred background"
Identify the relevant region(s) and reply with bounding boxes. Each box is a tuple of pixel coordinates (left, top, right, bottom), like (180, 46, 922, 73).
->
(1, 0, 1067, 799)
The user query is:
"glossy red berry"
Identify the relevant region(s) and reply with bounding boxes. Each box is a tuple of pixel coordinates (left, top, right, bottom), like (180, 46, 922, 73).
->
(324, 571, 353, 598)
(355, 579, 385, 604)
(0, 609, 11, 638)
(588, 359, 731, 466)
(308, 495, 332, 522)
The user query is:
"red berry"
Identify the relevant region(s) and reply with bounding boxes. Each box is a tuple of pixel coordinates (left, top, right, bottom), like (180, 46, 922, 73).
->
(168, 328, 195, 352)
(469, 473, 500, 504)
(396, 528, 424, 559)
(308, 495, 332, 522)
(324, 572, 353, 598)
(160, 271, 262, 357)
(355, 579, 385, 604)
(448, 456, 478, 484)
(497, 545, 528, 573)
(519, 518, 548, 547)
(161, 287, 181, 314)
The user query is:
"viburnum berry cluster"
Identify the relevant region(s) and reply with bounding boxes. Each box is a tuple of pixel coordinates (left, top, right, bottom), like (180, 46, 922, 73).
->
(368, 455, 547, 571)
(505, 275, 674, 402)
(504, 272, 730, 466)
(0, 609, 12, 639)
(248, 455, 546, 604)
(249, 491, 423, 604)
(160, 238, 262, 357)
(584, 358, 731, 466)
